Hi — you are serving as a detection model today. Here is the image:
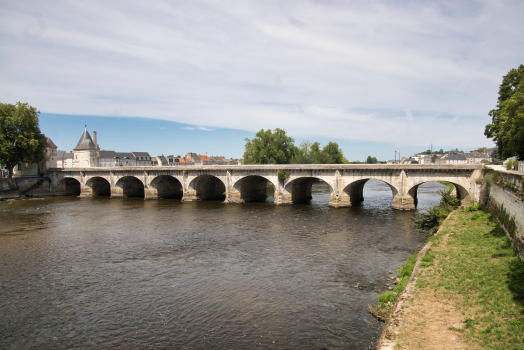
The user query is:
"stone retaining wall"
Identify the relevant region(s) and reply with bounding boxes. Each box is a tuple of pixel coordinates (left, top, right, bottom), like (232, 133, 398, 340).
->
(0, 177, 53, 200)
(481, 170, 524, 261)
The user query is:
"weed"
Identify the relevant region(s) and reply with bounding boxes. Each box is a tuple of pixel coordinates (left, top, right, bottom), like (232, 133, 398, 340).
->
(277, 170, 289, 183)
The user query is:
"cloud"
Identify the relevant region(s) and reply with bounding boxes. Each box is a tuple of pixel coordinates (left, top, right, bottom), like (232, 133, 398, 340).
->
(183, 125, 214, 131)
(0, 0, 523, 149)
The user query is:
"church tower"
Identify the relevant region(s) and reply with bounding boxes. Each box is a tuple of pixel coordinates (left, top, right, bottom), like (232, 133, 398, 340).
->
(74, 127, 99, 167)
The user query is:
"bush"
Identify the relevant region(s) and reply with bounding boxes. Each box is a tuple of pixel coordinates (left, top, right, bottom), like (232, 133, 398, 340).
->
(277, 170, 289, 183)
(378, 291, 397, 307)
(463, 204, 480, 212)
(412, 188, 460, 233)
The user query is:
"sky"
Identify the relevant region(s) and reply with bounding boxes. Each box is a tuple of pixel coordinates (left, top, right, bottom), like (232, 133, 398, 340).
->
(1, 0, 523, 160)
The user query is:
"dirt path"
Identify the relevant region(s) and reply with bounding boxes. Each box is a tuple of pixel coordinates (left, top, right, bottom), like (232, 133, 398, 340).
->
(378, 212, 479, 350)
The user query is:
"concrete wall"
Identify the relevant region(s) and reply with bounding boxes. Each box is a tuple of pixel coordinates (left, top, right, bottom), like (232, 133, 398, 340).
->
(481, 170, 524, 261)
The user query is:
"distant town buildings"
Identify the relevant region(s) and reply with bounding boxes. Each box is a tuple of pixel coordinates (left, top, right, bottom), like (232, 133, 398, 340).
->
(42, 127, 242, 169)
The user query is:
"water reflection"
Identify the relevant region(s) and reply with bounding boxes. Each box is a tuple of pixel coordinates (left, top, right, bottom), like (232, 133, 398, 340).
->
(0, 180, 445, 349)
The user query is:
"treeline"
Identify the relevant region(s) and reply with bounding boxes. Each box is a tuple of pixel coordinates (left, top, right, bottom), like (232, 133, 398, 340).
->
(243, 128, 348, 164)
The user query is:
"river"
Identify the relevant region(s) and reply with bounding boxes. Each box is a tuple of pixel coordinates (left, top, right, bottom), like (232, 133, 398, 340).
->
(0, 180, 447, 349)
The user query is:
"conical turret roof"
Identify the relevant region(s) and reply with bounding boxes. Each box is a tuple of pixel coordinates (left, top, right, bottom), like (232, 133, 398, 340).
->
(74, 127, 97, 151)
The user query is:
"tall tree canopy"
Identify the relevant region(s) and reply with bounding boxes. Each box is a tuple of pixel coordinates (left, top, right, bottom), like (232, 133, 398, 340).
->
(243, 128, 295, 164)
(485, 65, 524, 160)
(366, 156, 378, 164)
(244, 130, 348, 164)
(0, 102, 47, 177)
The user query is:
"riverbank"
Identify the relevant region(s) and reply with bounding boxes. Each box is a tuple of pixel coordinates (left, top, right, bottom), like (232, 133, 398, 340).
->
(379, 208, 524, 349)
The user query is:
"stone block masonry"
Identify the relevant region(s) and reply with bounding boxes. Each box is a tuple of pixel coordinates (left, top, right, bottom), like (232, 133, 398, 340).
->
(481, 170, 524, 261)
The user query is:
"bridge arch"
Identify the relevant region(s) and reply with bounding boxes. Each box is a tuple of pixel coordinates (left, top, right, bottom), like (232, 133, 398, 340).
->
(232, 175, 276, 202)
(408, 180, 471, 207)
(341, 178, 399, 206)
(85, 176, 111, 196)
(56, 177, 81, 196)
(149, 175, 183, 199)
(115, 176, 145, 198)
(187, 175, 226, 201)
(284, 176, 334, 204)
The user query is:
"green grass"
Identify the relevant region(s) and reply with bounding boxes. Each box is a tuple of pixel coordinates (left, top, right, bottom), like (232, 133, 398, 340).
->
(417, 209, 524, 349)
(369, 253, 419, 320)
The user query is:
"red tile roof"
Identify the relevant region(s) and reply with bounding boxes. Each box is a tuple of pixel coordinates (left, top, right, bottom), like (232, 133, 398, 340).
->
(199, 155, 211, 162)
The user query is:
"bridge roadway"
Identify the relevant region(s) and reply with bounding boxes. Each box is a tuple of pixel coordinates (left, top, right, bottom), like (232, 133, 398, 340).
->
(49, 164, 484, 210)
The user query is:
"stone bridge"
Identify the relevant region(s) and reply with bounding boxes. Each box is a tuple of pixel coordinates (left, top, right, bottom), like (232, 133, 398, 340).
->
(48, 164, 484, 210)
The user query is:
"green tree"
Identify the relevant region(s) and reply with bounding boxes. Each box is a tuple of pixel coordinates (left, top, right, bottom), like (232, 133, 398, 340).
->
(485, 65, 524, 160)
(0, 102, 47, 178)
(321, 142, 345, 164)
(243, 128, 295, 164)
(366, 156, 379, 164)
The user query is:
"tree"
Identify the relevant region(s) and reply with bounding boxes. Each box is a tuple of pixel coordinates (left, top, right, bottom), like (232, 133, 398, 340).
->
(0, 102, 47, 178)
(366, 156, 378, 164)
(243, 128, 295, 164)
(321, 142, 345, 164)
(485, 65, 524, 160)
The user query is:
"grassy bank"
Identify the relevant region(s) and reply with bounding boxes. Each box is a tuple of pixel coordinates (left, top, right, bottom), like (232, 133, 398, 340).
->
(370, 187, 460, 321)
(396, 208, 524, 349)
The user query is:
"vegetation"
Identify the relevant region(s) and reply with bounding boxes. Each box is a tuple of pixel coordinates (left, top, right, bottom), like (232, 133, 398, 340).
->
(0, 102, 47, 178)
(412, 185, 460, 234)
(243, 129, 348, 164)
(290, 140, 347, 164)
(365, 156, 378, 164)
(277, 170, 289, 183)
(243, 128, 295, 164)
(369, 254, 419, 320)
(420, 149, 445, 155)
(485, 64, 524, 161)
(411, 209, 524, 349)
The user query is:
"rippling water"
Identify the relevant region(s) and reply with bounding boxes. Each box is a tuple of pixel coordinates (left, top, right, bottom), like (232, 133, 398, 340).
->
(0, 180, 447, 350)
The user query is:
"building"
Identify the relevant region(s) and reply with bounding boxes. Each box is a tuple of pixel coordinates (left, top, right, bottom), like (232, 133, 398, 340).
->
(465, 152, 492, 164)
(440, 153, 468, 165)
(13, 137, 58, 176)
(177, 156, 194, 166)
(98, 151, 138, 167)
(133, 152, 152, 166)
(73, 127, 99, 167)
(57, 151, 75, 168)
(153, 155, 168, 166)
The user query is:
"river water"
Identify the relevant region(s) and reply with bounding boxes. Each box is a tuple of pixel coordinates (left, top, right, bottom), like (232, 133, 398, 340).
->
(0, 180, 447, 350)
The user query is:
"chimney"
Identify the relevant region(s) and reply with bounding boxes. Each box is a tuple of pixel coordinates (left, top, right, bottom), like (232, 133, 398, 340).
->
(93, 131, 97, 148)
(483, 147, 486, 154)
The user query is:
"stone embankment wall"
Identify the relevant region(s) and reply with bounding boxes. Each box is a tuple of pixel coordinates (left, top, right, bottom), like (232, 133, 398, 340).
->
(481, 170, 524, 261)
(0, 177, 53, 200)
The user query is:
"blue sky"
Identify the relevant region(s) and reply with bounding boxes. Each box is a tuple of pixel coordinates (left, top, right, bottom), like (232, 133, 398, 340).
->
(2, 0, 523, 160)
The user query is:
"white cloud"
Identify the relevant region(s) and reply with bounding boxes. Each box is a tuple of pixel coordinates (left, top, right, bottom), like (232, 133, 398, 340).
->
(0, 0, 523, 148)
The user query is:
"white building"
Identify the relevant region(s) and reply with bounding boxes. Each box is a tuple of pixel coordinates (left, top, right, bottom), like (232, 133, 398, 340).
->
(57, 151, 75, 168)
(73, 128, 99, 167)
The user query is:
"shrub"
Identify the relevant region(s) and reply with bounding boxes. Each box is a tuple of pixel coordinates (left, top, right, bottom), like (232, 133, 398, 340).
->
(378, 291, 397, 307)
(277, 170, 289, 183)
(463, 204, 480, 212)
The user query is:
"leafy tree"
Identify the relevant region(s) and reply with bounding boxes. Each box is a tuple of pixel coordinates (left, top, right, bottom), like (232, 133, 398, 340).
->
(243, 128, 295, 164)
(0, 102, 47, 178)
(485, 65, 524, 160)
(321, 142, 345, 164)
(366, 156, 378, 164)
